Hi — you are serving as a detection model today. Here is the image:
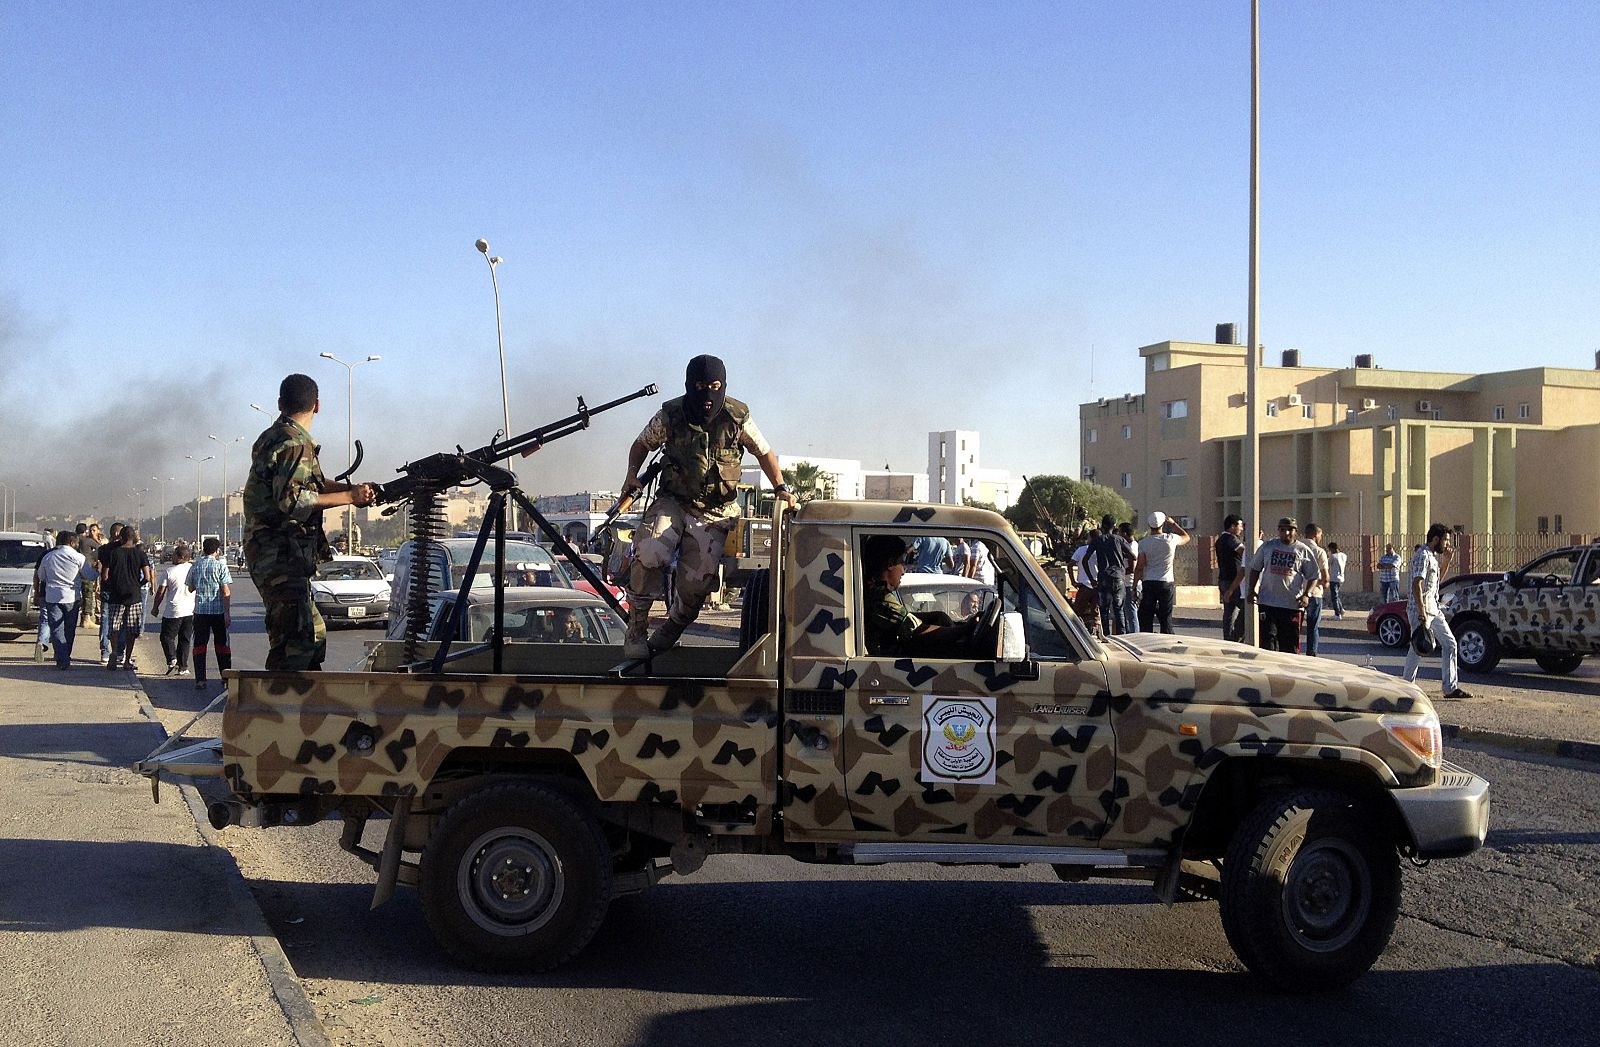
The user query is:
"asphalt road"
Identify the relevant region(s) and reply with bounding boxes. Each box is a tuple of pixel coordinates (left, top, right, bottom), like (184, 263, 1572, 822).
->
(128, 584, 1600, 1047)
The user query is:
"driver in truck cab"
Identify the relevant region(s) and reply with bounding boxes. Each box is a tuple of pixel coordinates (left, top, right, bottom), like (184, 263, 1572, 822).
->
(862, 534, 981, 658)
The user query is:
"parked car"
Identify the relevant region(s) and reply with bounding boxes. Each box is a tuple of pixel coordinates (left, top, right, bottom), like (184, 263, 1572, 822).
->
(1366, 572, 1506, 649)
(387, 538, 572, 639)
(310, 555, 391, 627)
(0, 531, 49, 631)
(425, 586, 625, 644)
(895, 572, 996, 621)
(1448, 544, 1600, 674)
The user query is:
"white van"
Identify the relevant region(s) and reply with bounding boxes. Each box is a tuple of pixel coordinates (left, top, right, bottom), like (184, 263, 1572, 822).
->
(0, 531, 50, 630)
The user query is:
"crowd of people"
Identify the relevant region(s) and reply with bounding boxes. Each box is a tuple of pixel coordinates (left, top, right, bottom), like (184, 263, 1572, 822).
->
(30, 522, 233, 687)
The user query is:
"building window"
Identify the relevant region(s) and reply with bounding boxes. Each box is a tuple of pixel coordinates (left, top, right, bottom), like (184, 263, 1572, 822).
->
(1161, 458, 1188, 477)
(1387, 405, 1397, 421)
(1266, 401, 1279, 417)
(1163, 399, 1188, 419)
(1301, 404, 1313, 419)
(1150, 354, 1169, 372)
(1493, 405, 1505, 421)
(1121, 424, 1131, 439)
(1087, 428, 1098, 444)
(1518, 403, 1531, 419)
(1345, 407, 1356, 423)
(1120, 472, 1133, 489)
(1555, 514, 1564, 534)
(1538, 516, 1549, 534)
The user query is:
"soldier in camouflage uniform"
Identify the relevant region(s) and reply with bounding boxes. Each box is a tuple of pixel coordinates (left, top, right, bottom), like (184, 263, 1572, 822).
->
(243, 373, 378, 671)
(861, 535, 979, 658)
(619, 355, 796, 657)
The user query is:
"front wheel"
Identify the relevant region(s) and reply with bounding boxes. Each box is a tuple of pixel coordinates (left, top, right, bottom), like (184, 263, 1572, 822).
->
(1534, 652, 1584, 675)
(419, 780, 612, 972)
(1454, 619, 1501, 673)
(1374, 614, 1408, 648)
(1220, 790, 1401, 992)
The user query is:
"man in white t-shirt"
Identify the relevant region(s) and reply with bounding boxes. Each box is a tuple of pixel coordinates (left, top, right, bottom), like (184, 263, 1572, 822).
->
(1134, 511, 1190, 634)
(34, 531, 89, 669)
(1326, 541, 1349, 619)
(1403, 524, 1472, 700)
(1070, 540, 1101, 636)
(150, 544, 198, 676)
(963, 537, 995, 586)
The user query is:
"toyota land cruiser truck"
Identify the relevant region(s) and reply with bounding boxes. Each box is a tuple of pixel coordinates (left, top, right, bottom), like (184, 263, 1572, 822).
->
(1449, 542, 1600, 675)
(139, 501, 1490, 991)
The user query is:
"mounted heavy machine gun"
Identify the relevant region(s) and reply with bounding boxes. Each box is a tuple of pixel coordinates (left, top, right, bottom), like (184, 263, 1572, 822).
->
(371, 383, 659, 670)
(1020, 474, 1089, 558)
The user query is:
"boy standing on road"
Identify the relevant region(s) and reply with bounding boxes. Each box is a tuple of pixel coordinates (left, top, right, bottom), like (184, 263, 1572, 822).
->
(1402, 524, 1473, 700)
(187, 536, 233, 692)
(1243, 518, 1319, 654)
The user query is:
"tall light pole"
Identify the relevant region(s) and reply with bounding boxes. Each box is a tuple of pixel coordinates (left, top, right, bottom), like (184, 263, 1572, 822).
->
(1244, 0, 1262, 646)
(317, 353, 381, 552)
(0, 481, 10, 530)
(186, 454, 214, 545)
(152, 475, 175, 545)
(208, 435, 246, 553)
(476, 237, 514, 528)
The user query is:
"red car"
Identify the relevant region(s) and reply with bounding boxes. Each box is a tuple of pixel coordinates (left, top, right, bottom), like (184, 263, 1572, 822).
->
(1366, 572, 1506, 647)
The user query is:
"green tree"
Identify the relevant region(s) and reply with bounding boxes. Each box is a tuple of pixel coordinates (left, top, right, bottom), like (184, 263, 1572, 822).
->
(962, 496, 1000, 513)
(1004, 475, 1132, 535)
(781, 461, 826, 503)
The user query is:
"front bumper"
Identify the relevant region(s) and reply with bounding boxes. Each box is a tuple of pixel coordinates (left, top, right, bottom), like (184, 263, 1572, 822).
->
(1391, 761, 1491, 858)
(315, 599, 390, 622)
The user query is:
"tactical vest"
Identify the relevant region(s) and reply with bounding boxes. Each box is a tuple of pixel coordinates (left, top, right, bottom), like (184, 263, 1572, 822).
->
(658, 395, 750, 511)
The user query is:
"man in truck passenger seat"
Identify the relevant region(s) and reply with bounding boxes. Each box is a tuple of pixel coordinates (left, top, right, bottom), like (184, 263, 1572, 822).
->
(861, 535, 980, 658)
(619, 355, 796, 658)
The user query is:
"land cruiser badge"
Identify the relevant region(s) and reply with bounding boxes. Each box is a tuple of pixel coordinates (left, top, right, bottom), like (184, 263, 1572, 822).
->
(920, 696, 997, 785)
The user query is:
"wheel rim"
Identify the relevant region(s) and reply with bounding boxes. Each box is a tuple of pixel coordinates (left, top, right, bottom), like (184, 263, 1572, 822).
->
(1458, 628, 1486, 666)
(1281, 838, 1370, 953)
(1377, 617, 1404, 646)
(458, 828, 565, 936)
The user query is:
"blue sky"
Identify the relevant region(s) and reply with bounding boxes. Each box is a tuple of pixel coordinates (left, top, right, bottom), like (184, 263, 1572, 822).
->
(3, 2, 1597, 517)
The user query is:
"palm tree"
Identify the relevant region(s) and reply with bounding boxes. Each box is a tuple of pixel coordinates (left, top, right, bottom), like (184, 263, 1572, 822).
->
(781, 461, 825, 503)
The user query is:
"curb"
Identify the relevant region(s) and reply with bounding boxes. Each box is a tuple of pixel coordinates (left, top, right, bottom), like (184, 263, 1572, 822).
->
(1443, 722, 1600, 766)
(131, 686, 333, 1047)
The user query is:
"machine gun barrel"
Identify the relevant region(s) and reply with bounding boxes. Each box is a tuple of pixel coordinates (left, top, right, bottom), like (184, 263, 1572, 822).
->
(374, 383, 659, 505)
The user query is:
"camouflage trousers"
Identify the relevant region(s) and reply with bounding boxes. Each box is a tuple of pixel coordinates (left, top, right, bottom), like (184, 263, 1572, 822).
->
(628, 494, 733, 625)
(259, 579, 326, 671)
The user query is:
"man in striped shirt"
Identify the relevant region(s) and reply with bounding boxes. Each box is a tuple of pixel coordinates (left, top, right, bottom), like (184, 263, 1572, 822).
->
(186, 536, 233, 692)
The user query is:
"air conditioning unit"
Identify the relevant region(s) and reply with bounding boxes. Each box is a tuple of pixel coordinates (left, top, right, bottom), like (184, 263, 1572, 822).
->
(1082, 466, 1096, 479)
(1417, 399, 1434, 413)
(1123, 393, 1136, 404)
(1177, 515, 1194, 529)
(1286, 393, 1303, 407)
(1361, 398, 1377, 411)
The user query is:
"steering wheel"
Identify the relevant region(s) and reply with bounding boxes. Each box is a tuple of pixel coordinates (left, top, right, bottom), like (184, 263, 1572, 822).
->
(965, 594, 1004, 658)
(1541, 574, 1564, 589)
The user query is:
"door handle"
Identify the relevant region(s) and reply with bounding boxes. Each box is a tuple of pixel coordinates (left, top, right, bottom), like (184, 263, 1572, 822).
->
(868, 695, 910, 707)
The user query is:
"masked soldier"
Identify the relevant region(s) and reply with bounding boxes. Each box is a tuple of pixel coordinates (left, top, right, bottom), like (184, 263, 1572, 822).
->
(243, 373, 377, 671)
(620, 355, 795, 657)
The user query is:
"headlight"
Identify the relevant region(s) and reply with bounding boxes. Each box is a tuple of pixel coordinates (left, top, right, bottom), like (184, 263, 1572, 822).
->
(1381, 711, 1442, 770)
(311, 585, 332, 599)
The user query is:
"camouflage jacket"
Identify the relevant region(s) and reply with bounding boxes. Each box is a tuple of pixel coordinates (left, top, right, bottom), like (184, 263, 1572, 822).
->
(243, 416, 331, 588)
(863, 581, 921, 656)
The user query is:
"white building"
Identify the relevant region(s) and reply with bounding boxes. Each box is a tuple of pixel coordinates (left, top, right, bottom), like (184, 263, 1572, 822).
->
(927, 430, 1015, 510)
(742, 456, 866, 500)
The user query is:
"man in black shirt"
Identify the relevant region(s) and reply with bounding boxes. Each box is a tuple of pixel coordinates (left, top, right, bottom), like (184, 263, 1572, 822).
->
(1216, 514, 1246, 643)
(101, 527, 153, 671)
(1090, 515, 1133, 636)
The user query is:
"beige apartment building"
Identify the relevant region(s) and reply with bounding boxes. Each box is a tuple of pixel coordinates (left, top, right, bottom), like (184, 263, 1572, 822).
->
(1079, 333, 1600, 542)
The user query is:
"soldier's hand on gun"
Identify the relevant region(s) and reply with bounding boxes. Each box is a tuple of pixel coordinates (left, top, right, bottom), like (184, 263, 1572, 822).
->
(351, 483, 378, 508)
(620, 474, 643, 498)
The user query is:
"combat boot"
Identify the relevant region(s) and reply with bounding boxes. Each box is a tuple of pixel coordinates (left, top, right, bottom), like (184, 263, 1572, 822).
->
(648, 617, 689, 653)
(624, 598, 654, 659)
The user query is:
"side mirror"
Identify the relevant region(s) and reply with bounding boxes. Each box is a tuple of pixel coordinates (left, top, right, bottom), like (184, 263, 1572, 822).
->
(384, 573, 395, 583)
(1000, 611, 1028, 662)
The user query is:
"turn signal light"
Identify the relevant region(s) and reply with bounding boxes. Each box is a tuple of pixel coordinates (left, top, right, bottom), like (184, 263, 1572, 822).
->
(1179, 724, 1199, 736)
(1381, 712, 1442, 770)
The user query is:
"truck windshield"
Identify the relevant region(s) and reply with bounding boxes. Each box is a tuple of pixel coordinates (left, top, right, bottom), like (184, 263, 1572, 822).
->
(0, 540, 47, 569)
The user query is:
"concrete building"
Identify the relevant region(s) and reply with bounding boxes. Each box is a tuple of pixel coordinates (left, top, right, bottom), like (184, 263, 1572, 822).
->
(927, 430, 1015, 510)
(1079, 331, 1600, 540)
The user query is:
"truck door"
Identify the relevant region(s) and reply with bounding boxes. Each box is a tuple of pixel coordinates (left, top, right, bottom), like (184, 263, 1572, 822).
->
(1509, 548, 1585, 649)
(842, 530, 1114, 843)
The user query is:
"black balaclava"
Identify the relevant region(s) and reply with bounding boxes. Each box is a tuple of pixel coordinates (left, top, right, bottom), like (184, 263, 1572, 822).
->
(684, 354, 727, 424)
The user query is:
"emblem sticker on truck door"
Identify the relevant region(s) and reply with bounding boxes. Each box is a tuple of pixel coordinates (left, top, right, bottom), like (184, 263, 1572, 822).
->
(921, 696, 997, 785)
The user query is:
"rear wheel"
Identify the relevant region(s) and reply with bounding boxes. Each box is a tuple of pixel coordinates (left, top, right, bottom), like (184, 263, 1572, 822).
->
(1454, 619, 1501, 673)
(1220, 790, 1401, 992)
(1534, 652, 1584, 675)
(1374, 614, 1408, 648)
(419, 780, 611, 972)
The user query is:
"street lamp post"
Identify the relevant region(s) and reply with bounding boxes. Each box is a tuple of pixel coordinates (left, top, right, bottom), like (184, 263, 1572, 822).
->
(316, 353, 381, 552)
(152, 475, 176, 545)
(208, 435, 246, 554)
(0, 481, 10, 530)
(186, 454, 214, 545)
(476, 237, 514, 527)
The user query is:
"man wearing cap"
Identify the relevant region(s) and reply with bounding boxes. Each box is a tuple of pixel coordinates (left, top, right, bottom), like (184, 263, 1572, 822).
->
(620, 355, 795, 658)
(1134, 511, 1189, 634)
(1243, 517, 1320, 653)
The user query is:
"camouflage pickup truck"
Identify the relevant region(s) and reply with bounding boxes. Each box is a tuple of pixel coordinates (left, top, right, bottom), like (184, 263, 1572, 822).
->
(140, 501, 1489, 991)
(1449, 542, 1600, 675)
